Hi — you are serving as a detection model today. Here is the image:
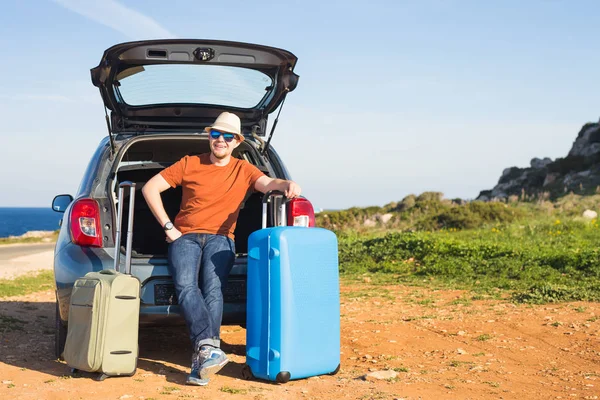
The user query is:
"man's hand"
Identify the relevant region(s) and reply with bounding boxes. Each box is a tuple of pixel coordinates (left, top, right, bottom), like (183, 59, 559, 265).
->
(284, 180, 301, 199)
(166, 228, 183, 243)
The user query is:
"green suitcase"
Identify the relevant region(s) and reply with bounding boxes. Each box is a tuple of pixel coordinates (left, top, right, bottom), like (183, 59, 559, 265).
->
(63, 182, 140, 380)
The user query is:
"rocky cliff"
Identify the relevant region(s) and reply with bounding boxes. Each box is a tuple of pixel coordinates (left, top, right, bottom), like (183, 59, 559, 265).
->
(478, 121, 600, 200)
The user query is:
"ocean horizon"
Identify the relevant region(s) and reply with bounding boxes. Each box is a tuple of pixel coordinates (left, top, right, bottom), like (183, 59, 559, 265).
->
(0, 207, 62, 238)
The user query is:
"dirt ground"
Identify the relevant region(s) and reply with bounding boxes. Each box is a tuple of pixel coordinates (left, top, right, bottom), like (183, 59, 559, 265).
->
(1, 283, 599, 400)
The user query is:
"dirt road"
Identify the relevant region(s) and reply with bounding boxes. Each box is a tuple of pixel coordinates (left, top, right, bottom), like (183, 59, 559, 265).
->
(0, 243, 54, 279)
(1, 281, 599, 400)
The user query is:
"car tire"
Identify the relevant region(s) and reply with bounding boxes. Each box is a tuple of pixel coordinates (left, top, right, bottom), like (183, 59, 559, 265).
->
(55, 302, 67, 360)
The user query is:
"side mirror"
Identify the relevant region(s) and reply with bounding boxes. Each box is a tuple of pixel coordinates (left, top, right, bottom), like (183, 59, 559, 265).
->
(52, 194, 73, 213)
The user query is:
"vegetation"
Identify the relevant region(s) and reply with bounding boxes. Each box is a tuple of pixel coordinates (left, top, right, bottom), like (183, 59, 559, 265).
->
(0, 230, 58, 245)
(322, 192, 600, 303)
(0, 271, 54, 297)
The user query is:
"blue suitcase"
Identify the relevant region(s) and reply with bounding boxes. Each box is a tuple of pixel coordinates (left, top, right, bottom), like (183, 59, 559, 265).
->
(243, 192, 341, 382)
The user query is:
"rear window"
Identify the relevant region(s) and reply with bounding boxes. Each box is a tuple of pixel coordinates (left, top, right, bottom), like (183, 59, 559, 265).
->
(115, 64, 273, 109)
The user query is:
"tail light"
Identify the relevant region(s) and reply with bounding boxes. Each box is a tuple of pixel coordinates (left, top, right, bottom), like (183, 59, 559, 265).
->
(287, 198, 316, 227)
(70, 199, 102, 247)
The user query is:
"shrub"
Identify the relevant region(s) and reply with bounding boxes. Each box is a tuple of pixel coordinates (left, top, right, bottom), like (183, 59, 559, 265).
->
(418, 207, 481, 230)
(467, 201, 521, 223)
(398, 194, 416, 211)
(416, 192, 444, 202)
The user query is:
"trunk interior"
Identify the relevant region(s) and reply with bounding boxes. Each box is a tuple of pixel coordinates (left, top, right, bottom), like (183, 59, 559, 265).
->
(113, 137, 266, 258)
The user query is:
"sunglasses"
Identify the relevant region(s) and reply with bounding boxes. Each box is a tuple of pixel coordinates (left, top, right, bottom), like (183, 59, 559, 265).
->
(209, 130, 236, 142)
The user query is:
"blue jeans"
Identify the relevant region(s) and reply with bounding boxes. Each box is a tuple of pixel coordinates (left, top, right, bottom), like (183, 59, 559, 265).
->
(168, 233, 235, 349)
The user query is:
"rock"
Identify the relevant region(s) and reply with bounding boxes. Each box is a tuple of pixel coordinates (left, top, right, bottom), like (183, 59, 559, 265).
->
(531, 157, 553, 169)
(479, 121, 600, 199)
(569, 123, 600, 157)
(457, 348, 467, 355)
(379, 213, 393, 224)
(457, 331, 466, 336)
(10, 230, 54, 239)
(543, 173, 560, 187)
(583, 210, 598, 220)
(363, 370, 398, 381)
(501, 167, 514, 178)
(363, 219, 376, 228)
(563, 172, 577, 187)
(476, 190, 492, 201)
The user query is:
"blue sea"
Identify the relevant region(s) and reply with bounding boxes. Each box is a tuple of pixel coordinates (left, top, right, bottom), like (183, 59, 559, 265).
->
(0, 208, 63, 238)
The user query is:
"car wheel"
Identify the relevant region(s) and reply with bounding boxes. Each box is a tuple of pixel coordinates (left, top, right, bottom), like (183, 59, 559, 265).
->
(55, 302, 67, 360)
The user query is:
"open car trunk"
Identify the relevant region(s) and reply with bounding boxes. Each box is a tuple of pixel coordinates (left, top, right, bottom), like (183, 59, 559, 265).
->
(112, 136, 267, 258)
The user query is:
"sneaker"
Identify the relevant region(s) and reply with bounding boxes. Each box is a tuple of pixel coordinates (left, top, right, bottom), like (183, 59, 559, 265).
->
(186, 374, 209, 386)
(186, 350, 209, 386)
(198, 345, 229, 379)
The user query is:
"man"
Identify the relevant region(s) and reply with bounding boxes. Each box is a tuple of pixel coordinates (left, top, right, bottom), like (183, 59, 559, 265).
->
(142, 111, 301, 386)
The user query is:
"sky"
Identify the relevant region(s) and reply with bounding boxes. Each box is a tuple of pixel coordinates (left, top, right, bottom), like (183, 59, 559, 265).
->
(1, 0, 599, 210)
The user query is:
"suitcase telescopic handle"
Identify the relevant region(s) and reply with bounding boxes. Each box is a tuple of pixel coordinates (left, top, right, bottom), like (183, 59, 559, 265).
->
(261, 190, 289, 229)
(114, 181, 136, 274)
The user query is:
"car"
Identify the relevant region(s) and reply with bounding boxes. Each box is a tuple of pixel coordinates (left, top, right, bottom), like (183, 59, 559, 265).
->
(51, 39, 316, 358)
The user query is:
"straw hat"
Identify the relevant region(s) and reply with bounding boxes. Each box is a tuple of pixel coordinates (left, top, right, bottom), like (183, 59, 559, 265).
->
(204, 112, 244, 142)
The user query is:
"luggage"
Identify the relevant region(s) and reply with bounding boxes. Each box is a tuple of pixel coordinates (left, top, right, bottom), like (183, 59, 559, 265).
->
(63, 182, 141, 381)
(243, 191, 341, 382)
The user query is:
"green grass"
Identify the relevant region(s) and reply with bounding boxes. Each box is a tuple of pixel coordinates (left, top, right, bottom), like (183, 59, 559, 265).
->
(325, 192, 600, 303)
(159, 386, 180, 394)
(449, 360, 475, 367)
(220, 386, 248, 395)
(337, 211, 600, 303)
(0, 271, 54, 297)
(484, 381, 501, 388)
(341, 288, 394, 300)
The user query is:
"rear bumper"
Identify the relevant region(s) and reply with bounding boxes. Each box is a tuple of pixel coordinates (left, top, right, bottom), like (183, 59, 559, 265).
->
(54, 242, 247, 325)
(139, 303, 246, 327)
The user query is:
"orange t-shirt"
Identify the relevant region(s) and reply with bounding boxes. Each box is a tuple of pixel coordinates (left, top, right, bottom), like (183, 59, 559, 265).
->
(160, 153, 265, 239)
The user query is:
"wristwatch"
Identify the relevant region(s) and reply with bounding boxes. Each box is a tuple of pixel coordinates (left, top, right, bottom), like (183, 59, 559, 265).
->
(163, 221, 174, 231)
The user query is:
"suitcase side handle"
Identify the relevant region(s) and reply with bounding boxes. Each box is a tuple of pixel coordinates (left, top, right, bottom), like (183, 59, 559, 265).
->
(261, 190, 288, 229)
(99, 269, 119, 275)
(114, 181, 136, 274)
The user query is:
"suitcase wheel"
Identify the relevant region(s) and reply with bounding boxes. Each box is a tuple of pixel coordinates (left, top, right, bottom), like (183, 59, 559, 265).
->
(329, 364, 341, 375)
(241, 364, 254, 380)
(276, 371, 290, 383)
(95, 373, 109, 382)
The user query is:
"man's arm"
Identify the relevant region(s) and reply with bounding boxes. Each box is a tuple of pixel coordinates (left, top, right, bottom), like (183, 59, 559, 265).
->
(142, 174, 182, 242)
(254, 176, 301, 198)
